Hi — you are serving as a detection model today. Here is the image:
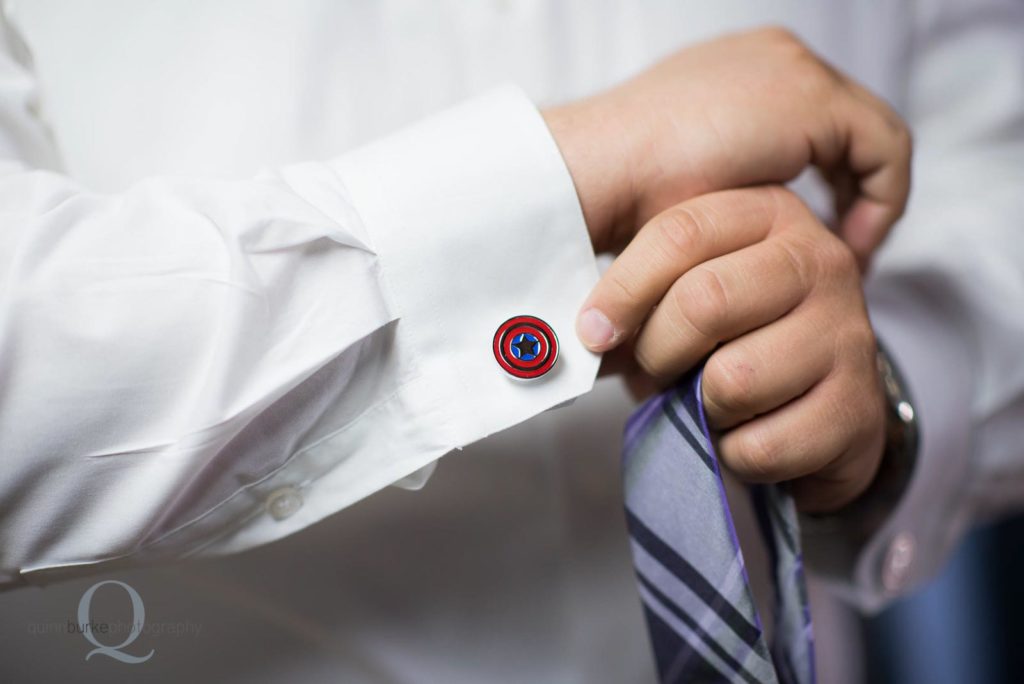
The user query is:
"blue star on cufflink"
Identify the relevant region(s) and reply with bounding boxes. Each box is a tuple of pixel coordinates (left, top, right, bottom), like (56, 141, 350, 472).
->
(493, 315, 558, 379)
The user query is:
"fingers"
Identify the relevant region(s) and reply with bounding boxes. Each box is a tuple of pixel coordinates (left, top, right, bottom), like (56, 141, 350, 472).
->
(716, 365, 881, 486)
(700, 304, 836, 430)
(789, 436, 884, 513)
(576, 187, 782, 352)
(823, 77, 912, 266)
(632, 237, 809, 383)
(581, 178, 886, 513)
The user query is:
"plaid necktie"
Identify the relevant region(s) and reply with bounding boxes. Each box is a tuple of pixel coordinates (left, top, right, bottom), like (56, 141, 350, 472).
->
(623, 368, 815, 684)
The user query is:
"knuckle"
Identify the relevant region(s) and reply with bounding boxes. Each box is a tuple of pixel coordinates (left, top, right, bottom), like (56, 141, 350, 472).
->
(633, 348, 657, 379)
(705, 351, 757, 414)
(774, 239, 812, 292)
(818, 236, 859, 276)
(765, 186, 811, 225)
(766, 185, 799, 208)
(801, 63, 839, 103)
(603, 263, 645, 307)
(834, 378, 885, 451)
(763, 185, 794, 212)
(845, 320, 878, 357)
(774, 40, 838, 100)
(674, 266, 729, 336)
(633, 345, 668, 384)
(756, 25, 804, 50)
(826, 387, 859, 436)
(656, 206, 705, 259)
(731, 429, 782, 481)
(822, 377, 875, 449)
(830, 324, 878, 388)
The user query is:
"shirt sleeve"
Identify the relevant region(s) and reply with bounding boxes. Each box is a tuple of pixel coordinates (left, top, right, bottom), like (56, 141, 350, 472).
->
(802, 0, 1024, 611)
(0, 13, 599, 587)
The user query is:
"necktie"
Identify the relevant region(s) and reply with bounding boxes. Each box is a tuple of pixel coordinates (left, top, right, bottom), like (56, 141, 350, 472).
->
(623, 368, 815, 684)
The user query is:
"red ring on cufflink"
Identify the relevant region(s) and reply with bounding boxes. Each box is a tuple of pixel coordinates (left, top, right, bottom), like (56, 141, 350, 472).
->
(493, 315, 559, 379)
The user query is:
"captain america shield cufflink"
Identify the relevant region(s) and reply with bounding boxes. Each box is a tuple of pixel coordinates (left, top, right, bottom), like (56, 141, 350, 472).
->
(493, 315, 559, 379)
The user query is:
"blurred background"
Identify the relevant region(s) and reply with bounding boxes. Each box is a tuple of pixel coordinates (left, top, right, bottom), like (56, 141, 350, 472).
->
(862, 513, 1024, 683)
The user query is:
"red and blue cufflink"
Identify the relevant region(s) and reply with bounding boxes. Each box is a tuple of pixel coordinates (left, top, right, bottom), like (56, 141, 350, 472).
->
(493, 315, 559, 379)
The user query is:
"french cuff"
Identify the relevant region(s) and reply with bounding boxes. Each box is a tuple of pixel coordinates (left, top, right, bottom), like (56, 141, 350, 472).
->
(200, 87, 597, 560)
(331, 85, 601, 470)
(801, 274, 974, 613)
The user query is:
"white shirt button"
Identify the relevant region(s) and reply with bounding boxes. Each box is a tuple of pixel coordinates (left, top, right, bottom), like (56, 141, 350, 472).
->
(266, 486, 303, 521)
(882, 532, 915, 592)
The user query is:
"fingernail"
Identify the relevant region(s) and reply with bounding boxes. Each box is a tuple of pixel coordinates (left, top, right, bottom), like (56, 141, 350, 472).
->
(577, 308, 616, 350)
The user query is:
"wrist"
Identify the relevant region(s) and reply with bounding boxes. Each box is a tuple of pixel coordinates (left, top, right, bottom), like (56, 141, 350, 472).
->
(542, 98, 640, 254)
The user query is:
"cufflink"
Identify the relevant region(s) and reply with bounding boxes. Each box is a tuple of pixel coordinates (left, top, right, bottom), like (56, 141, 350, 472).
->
(493, 315, 559, 379)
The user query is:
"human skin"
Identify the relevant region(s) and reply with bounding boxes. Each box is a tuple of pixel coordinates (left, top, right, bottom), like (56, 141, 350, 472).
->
(543, 27, 911, 511)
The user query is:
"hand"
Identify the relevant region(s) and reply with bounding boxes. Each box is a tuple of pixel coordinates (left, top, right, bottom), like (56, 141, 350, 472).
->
(582, 187, 886, 512)
(544, 27, 911, 268)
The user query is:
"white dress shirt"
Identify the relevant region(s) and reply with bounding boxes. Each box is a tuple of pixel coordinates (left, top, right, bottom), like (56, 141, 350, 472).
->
(0, 0, 1022, 681)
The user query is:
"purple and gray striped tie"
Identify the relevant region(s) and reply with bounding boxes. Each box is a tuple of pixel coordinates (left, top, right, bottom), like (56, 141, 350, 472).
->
(623, 368, 815, 684)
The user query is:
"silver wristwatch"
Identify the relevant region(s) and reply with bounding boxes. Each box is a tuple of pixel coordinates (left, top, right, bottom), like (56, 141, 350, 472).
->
(799, 341, 919, 582)
(853, 341, 920, 542)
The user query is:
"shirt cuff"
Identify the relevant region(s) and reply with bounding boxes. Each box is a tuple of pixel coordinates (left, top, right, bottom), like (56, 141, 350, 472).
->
(334, 82, 600, 440)
(802, 273, 975, 612)
(171, 87, 600, 562)
(197, 85, 598, 563)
